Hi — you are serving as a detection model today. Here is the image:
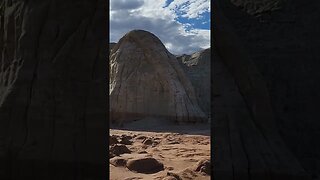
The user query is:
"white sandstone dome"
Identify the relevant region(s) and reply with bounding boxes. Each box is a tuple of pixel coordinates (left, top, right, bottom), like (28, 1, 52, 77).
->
(109, 30, 206, 124)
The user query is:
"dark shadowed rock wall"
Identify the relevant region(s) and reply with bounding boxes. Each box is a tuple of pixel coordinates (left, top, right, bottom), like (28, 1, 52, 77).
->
(215, 0, 320, 178)
(0, 0, 107, 179)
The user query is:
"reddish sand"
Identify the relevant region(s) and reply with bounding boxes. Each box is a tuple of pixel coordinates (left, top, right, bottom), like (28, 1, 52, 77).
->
(109, 118, 211, 180)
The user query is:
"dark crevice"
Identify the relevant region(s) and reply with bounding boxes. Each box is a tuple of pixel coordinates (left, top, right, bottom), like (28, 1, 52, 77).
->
(239, 131, 251, 180)
(226, 116, 235, 180)
(51, 17, 89, 63)
(20, 0, 52, 154)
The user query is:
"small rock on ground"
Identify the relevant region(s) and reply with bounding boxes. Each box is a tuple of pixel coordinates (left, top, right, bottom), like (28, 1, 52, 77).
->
(110, 135, 119, 145)
(194, 159, 211, 175)
(110, 157, 127, 167)
(110, 144, 131, 156)
(142, 138, 154, 145)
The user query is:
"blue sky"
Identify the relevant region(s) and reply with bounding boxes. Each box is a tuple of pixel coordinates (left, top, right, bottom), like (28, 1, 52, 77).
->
(177, 12, 210, 31)
(110, 0, 210, 55)
(164, 0, 210, 31)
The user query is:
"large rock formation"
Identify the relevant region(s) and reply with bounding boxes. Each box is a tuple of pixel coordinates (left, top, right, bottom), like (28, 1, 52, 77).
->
(217, 0, 320, 178)
(109, 30, 206, 124)
(213, 0, 312, 179)
(0, 1, 107, 179)
(177, 48, 211, 116)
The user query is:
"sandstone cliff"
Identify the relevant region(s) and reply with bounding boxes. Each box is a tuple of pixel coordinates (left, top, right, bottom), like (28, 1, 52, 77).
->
(213, 0, 312, 179)
(109, 30, 206, 124)
(177, 48, 211, 116)
(0, 1, 107, 179)
(217, 0, 320, 178)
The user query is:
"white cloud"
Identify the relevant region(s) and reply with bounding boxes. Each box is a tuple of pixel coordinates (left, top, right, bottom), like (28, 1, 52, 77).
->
(110, 0, 144, 10)
(167, 0, 210, 19)
(110, 0, 210, 55)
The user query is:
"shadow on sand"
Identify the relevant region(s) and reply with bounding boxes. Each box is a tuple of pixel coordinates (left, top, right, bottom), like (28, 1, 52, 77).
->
(110, 117, 211, 136)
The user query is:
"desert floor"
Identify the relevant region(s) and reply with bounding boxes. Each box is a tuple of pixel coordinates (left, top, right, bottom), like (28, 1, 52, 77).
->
(109, 117, 211, 180)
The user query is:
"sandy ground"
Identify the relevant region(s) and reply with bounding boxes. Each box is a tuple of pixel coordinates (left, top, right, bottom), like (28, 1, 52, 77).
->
(109, 117, 211, 180)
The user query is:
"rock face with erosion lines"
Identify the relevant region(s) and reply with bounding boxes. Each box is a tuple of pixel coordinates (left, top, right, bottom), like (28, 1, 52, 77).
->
(177, 48, 211, 117)
(109, 30, 206, 124)
(213, 0, 316, 179)
(0, 1, 107, 179)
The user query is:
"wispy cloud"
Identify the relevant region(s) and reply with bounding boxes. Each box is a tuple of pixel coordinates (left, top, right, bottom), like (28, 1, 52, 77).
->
(166, 0, 210, 19)
(110, 0, 210, 55)
(110, 0, 144, 10)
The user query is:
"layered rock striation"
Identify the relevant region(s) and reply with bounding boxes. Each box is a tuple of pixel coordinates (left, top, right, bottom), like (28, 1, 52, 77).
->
(177, 48, 211, 116)
(0, 1, 108, 179)
(218, 0, 320, 177)
(213, 0, 312, 179)
(109, 30, 206, 124)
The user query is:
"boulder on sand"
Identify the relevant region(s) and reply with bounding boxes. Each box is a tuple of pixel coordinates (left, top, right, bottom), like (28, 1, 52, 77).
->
(126, 157, 164, 174)
(110, 144, 131, 156)
(193, 159, 211, 175)
(110, 157, 127, 167)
